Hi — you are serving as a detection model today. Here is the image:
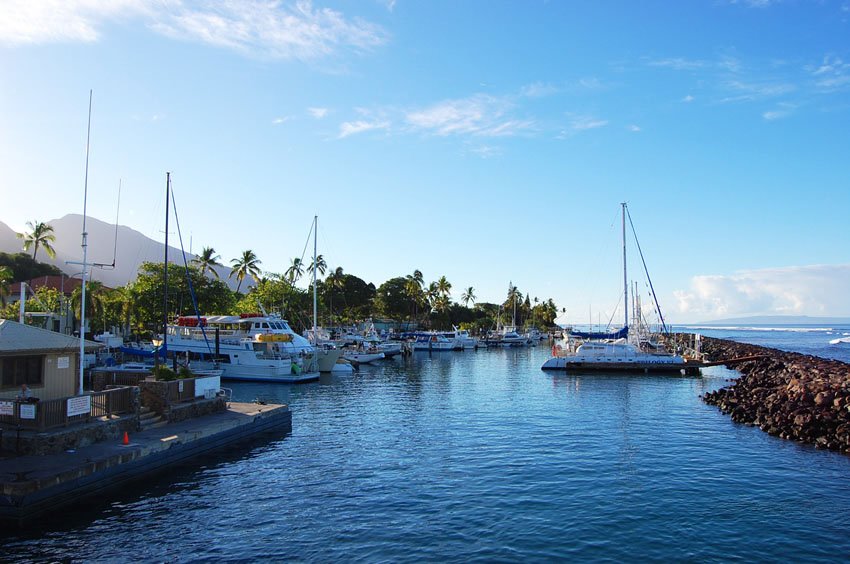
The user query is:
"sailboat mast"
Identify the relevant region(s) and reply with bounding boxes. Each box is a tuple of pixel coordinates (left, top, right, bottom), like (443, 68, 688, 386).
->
(312, 215, 318, 344)
(78, 90, 93, 395)
(163, 172, 170, 360)
(622, 202, 628, 329)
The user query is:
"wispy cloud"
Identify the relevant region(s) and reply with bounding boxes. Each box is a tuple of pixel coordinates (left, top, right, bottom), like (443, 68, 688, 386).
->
(405, 94, 534, 137)
(308, 107, 329, 119)
(762, 102, 795, 120)
(672, 264, 850, 319)
(808, 55, 850, 92)
(272, 116, 291, 125)
(0, 0, 149, 45)
(520, 82, 558, 98)
(0, 0, 389, 61)
(648, 57, 707, 71)
(627, 124, 641, 132)
(337, 119, 390, 138)
(682, 94, 695, 103)
(569, 116, 608, 131)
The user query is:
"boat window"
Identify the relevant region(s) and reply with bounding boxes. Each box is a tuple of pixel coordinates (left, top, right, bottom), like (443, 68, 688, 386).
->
(254, 323, 261, 329)
(262, 323, 270, 329)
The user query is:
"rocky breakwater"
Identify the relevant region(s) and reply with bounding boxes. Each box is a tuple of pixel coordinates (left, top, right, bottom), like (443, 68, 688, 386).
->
(685, 335, 850, 453)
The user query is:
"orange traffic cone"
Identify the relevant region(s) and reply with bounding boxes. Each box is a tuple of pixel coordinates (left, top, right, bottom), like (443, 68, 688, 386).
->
(122, 431, 129, 445)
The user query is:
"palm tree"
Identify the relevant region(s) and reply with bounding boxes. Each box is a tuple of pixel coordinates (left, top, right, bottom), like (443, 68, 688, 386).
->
(325, 266, 345, 323)
(436, 276, 452, 299)
(17, 220, 56, 261)
(285, 257, 305, 284)
(192, 247, 222, 278)
(308, 254, 327, 278)
(230, 250, 262, 293)
(425, 281, 439, 310)
(0, 266, 12, 307)
(461, 286, 476, 307)
(505, 282, 523, 325)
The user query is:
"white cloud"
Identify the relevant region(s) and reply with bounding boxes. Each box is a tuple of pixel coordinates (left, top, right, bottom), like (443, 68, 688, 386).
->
(468, 144, 502, 158)
(337, 119, 389, 138)
(682, 95, 695, 103)
(648, 57, 707, 71)
(628, 124, 641, 132)
(0, 1, 388, 61)
(672, 264, 850, 319)
(808, 55, 850, 91)
(405, 94, 534, 137)
(0, 0, 150, 45)
(570, 116, 608, 131)
(520, 82, 558, 98)
(272, 116, 290, 124)
(308, 107, 329, 118)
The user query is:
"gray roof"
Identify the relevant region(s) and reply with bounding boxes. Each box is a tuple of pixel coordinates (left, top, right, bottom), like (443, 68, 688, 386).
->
(0, 319, 102, 354)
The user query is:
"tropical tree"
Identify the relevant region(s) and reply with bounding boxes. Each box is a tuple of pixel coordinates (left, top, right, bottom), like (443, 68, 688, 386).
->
(285, 257, 305, 284)
(461, 286, 476, 307)
(308, 254, 327, 278)
(17, 221, 56, 260)
(436, 276, 452, 299)
(504, 282, 523, 325)
(0, 265, 12, 307)
(192, 247, 222, 278)
(0, 252, 61, 280)
(230, 250, 262, 293)
(324, 267, 345, 322)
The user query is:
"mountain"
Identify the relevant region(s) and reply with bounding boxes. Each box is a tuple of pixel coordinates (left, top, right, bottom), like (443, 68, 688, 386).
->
(0, 215, 240, 289)
(690, 315, 850, 326)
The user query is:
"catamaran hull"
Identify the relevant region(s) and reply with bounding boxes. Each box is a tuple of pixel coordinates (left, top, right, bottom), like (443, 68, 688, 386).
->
(541, 357, 690, 373)
(220, 366, 319, 383)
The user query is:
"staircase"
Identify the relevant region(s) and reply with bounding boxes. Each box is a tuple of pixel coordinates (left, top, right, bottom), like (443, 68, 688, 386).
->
(138, 406, 168, 431)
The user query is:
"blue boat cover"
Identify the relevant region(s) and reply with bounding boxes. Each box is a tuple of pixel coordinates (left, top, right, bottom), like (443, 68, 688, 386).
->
(568, 326, 629, 340)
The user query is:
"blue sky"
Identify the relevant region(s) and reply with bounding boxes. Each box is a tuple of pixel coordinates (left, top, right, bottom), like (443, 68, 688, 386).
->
(1, 0, 849, 323)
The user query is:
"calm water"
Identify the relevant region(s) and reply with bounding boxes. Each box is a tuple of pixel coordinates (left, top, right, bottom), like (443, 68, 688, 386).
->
(5, 339, 850, 562)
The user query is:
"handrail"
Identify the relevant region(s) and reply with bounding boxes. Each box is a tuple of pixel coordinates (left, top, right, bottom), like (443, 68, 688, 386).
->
(0, 387, 136, 431)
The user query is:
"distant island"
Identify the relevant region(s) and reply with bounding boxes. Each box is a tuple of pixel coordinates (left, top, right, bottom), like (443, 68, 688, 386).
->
(686, 315, 850, 326)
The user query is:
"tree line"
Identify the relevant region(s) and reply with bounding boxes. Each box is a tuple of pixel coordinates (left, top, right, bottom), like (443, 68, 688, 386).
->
(1, 222, 561, 337)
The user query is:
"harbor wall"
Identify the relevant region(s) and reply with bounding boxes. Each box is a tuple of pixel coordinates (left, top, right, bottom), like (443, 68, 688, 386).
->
(675, 335, 850, 453)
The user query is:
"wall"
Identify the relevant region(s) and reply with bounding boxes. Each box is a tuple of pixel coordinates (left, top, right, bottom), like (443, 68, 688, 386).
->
(0, 351, 77, 401)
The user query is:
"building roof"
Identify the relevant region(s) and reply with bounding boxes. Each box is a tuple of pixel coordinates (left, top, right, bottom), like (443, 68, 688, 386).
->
(0, 319, 102, 354)
(7, 275, 109, 298)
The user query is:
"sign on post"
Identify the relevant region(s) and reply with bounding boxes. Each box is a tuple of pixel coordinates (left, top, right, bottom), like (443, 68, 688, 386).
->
(0, 401, 13, 416)
(67, 395, 91, 417)
(19, 403, 36, 420)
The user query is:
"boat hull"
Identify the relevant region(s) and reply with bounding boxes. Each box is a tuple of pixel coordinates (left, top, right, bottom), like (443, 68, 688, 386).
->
(541, 357, 690, 373)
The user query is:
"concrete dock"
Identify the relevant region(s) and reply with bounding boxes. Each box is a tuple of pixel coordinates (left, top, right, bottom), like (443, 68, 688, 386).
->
(0, 402, 291, 522)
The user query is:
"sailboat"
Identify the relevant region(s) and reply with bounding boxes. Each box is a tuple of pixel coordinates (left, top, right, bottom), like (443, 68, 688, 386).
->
(306, 215, 349, 372)
(542, 203, 691, 373)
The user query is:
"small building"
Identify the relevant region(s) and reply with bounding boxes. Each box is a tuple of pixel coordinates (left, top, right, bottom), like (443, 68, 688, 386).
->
(0, 319, 101, 401)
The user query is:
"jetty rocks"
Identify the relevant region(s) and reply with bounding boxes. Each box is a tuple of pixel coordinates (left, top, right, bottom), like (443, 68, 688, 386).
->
(683, 335, 850, 453)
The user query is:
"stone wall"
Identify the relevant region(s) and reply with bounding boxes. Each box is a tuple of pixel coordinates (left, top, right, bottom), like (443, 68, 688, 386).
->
(1, 415, 138, 456)
(673, 334, 850, 453)
(167, 397, 227, 424)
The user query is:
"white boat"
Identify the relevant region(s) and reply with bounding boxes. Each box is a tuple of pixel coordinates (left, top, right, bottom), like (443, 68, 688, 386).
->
(159, 314, 320, 383)
(445, 326, 478, 349)
(341, 347, 385, 365)
(542, 339, 688, 372)
(541, 203, 690, 374)
(498, 326, 529, 347)
(412, 333, 455, 351)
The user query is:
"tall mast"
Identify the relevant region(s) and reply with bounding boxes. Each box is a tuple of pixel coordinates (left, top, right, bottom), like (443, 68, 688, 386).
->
(312, 215, 318, 344)
(621, 202, 628, 329)
(163, 172, 170, 360)
(78, 90, 93, 395)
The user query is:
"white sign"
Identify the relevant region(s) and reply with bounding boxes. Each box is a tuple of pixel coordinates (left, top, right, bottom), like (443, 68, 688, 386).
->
(194, 376, 221, 398)
(0, 401, 13, 416)
(67, 395, 91, 417)
(57, 356, 70, 369)
(19, 403, 36, 419)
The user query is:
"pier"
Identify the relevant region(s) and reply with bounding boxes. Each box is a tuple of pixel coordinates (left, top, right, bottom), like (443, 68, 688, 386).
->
(0, 402, 291, 523)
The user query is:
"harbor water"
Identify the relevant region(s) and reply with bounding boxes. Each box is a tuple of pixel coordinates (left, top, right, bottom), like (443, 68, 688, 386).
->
(5, 332, 850, 561)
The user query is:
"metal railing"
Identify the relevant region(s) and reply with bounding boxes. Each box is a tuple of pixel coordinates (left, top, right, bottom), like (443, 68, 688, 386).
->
(0, 387, 136, 431)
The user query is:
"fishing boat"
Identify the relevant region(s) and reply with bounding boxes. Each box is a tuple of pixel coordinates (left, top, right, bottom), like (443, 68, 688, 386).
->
(542, 203, 690, 373)
(158, 314, 320, 383)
